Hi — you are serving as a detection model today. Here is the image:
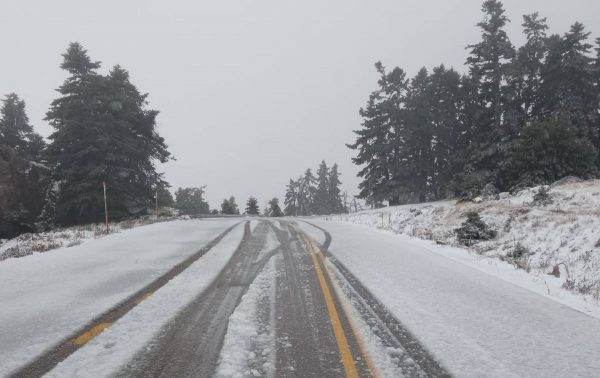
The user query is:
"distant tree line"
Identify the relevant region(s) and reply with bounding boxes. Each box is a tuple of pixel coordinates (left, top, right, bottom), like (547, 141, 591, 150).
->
(349, 0, 600, 205)
(0, 42, 172, 236)
(284, 160, 346, 216)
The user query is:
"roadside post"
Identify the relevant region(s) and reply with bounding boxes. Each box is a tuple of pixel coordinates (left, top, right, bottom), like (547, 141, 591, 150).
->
(103, 181, 109, 234)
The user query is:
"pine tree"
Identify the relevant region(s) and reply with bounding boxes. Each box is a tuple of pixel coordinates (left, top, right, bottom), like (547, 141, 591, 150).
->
(0, 93, 45, 161)
(245, 196, 260, 215)
(404, 68, 434, 201)
(517, 13, 549, 124)
(267, 197, 283, 217)
(175, 187, 209, 215)
(327, 163, 344, 213)
(298, 169, 316, 215)
(46, 43, 171, 225)
(501, 118, 597, 187)
(428, 66, 463, 198)
(314, 160, 330, 214)
(540, 23, 598, 153)
(221, 196, 239, 215)
(348, 62, 409, 205)
(464, 0, 515, 192)
(284, 179, 299, 216)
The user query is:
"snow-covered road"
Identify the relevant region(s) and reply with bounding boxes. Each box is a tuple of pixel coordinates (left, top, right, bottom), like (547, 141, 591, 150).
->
(310, 220, 600, 377)
(0, 219, 238, 377)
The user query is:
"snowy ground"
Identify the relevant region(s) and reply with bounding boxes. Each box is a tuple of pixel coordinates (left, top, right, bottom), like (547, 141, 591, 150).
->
(308, 220, 600, 377)
(318, 179, 600, 303)
(46, 223, 245, 378)
(0, 218, 239, 376)
(0, 215, 179, 261)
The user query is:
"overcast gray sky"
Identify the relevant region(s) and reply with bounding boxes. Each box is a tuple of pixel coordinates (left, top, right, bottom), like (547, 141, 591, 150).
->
(1, 0, 599, 209)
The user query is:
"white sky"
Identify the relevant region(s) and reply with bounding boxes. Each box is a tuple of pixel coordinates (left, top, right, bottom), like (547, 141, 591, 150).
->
(1, 0, 599, 209)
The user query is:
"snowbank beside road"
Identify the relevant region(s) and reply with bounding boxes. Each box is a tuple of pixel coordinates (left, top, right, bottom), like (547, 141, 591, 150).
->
(0, 218, 238, 376)
(320, 179, 600, 302)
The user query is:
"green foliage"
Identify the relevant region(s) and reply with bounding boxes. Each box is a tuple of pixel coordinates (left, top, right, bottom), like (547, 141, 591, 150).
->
(267, 198, 283, 217)
(0, 94, 46, 161)
(284, 161, 345, 216)
(501, 119, 597, 189)
(174, 187, 208, 215)
(45, 43, 171, 225)
(221, 196, 240, 215)
(349, 2, 600, 204)
(455, 211, 498, 245)
(532, 186, 553, 206)
(245, 196, 260, 215)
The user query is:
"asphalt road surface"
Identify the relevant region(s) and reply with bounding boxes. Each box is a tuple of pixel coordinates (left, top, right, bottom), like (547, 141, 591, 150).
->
(11, 219, 448, 378)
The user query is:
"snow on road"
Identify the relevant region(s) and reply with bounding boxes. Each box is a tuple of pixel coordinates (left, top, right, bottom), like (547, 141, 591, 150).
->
(46, 222, 245, 378)
(216, 256, 277, 378)
(311, 220, 600, 378)
(0, 219, 238, 376)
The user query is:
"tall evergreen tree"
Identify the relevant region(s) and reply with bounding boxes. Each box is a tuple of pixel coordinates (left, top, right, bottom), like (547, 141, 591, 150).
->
(46, 43, 171, 225)
(464, 0, 515, 190)
(267, 197, 283, 217)
(298, 169, 316, 215)
(348, 62, 409, 205)
(314, 160, 330, 214)
(0, 93, 45, 161)
(284, 179, 299, 216)
(245, 196, 260, 215)
(221, 196, 239, 215)
(327, 163, 344, 213)
(517, 13, 549, 124)
(174, 187, 209, 215)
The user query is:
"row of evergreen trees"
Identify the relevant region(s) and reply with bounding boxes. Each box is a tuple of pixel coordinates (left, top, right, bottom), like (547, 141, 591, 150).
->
(1, 42, 172, 228)
(349, 0, 600, 205)
(284, 161, 346, 216)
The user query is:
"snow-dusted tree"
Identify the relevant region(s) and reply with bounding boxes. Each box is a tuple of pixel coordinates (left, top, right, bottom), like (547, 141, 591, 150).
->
(46, 43, 171, 225)
(348, 62, 409, 205)
(267, 197, 283, 217)
(221, 196, 240, 215)
(175, 187, 209, 215)
(245, 196, 260, 215)
(284, 179, 299, 216)
(327, 163, 345, 213)
(0, 93, 45, 161)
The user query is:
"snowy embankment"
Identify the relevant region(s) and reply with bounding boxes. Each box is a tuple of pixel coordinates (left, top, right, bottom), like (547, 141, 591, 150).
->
(0, 218, 240, 377)
(0, 215, 179, 261)
(320, 179, 600, 302)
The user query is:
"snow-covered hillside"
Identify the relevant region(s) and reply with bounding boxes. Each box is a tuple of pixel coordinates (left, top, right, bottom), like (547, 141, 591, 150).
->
(321, 178, 600, 302)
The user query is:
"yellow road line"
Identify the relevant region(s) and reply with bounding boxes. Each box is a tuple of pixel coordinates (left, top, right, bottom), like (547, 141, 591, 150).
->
(320, 251, 380, 378)
(133, 291, 153, 304)
(72, 322, 112, 346)
(302, 234, 359, 378)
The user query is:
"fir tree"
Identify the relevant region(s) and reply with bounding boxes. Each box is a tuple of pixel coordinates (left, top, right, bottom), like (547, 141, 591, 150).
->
(314, 160, 330, 214)
(175, 187, 209, 215)
(464, 0, 515, 192)
(348, 62, 409, 205)
(221, 196, 239, 215)
(501, 118, 597, 188)
(245, 196, 260, 215)
(298, 169, 316, 215)
(284, 179, 299, 216)
(267, 197, 283, 217)
(327, 163, 344, 213)
(0, 93, 45, 161)
(46, 43, 171, 225)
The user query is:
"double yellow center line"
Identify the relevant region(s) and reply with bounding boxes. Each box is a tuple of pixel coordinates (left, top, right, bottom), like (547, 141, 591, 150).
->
(301, 233, 378, 378)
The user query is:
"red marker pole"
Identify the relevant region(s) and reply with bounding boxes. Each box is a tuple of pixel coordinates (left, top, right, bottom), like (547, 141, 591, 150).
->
(103, 181, 109, 233)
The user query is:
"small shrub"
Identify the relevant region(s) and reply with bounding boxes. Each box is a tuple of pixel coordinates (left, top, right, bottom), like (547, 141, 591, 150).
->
(532, 186, 553, 206)
(455, 211, 497, 245)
